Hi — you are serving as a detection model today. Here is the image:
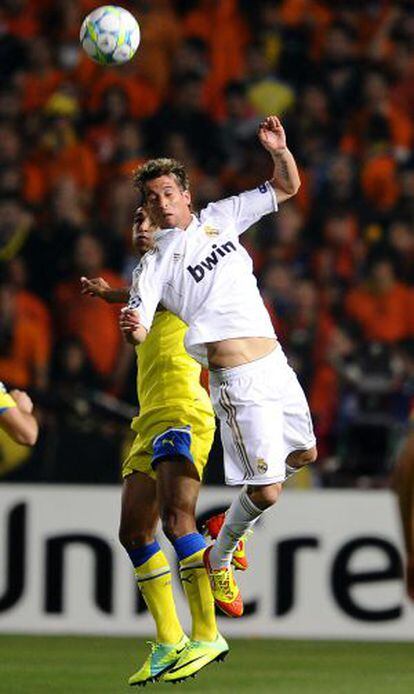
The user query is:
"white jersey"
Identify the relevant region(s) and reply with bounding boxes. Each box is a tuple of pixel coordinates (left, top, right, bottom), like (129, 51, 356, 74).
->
(129, 182, 278, 365)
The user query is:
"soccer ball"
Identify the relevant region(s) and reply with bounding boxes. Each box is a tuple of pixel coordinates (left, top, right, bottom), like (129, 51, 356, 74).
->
(80, 5, 140, 66)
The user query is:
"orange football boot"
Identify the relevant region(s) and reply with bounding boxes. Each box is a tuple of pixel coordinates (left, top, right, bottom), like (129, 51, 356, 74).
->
(203, 545, 244, 618)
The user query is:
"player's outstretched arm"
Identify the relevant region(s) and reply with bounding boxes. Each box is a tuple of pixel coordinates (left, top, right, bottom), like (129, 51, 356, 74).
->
(258, 115, 300, 204)
(119, 307, 148, 345)
(0, 390, 38, 446)
(80, 276, 130, 303)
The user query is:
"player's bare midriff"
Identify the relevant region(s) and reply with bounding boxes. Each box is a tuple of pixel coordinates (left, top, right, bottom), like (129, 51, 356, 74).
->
(207, 336, 277, 369)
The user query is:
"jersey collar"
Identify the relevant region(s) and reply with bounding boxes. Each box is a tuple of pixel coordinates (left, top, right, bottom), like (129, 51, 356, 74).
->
(153, 214, 198, 241)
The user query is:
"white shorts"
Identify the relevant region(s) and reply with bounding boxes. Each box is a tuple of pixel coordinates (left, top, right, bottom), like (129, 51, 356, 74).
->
(209, 345, 316, 486)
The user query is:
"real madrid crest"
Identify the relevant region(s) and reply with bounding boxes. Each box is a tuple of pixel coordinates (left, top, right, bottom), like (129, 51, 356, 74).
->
(203, 224, 219, 237)
(256, 458, 268, 474)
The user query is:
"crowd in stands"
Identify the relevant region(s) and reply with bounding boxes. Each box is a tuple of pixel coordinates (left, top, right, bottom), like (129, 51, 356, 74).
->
(1, 0, 414, 485)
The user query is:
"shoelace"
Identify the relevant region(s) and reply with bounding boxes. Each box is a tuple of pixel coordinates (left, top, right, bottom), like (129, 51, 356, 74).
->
(184, 640, 200, 653)
(211, 569, 234, 599)
(146, 640, 160, 655)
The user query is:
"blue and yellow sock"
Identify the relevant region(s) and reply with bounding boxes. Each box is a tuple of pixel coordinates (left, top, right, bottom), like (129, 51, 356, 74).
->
(128, 541, 184, 645)
(173, 533, 217, 642)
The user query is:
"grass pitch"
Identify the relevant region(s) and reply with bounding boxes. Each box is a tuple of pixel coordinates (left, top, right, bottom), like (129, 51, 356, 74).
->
(0, 635, 413, 694)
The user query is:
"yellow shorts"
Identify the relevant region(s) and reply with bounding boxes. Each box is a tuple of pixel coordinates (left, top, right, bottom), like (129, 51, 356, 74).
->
(122, 410, 215, 481)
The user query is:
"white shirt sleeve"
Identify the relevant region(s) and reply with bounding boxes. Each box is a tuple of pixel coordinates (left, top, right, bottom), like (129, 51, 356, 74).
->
(128, 254, 162, 332)
(201, 181, 278, 236)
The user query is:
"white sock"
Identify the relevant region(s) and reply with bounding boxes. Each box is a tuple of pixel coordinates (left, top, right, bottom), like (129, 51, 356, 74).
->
(209, 489, 263, 569)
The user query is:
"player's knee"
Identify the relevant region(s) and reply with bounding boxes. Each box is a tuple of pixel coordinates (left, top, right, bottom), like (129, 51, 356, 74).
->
(247, 482, 282, 510)
(161, 506, 195, 542)
(287, 445, 317, 469)
(118, 525, 155, 551)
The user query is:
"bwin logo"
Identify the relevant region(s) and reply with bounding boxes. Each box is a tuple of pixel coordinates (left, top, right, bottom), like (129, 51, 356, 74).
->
(187, 241, 237, 283)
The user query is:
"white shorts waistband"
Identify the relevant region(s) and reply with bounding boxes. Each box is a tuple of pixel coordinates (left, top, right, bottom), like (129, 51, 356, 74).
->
(209, 344, 287, 386)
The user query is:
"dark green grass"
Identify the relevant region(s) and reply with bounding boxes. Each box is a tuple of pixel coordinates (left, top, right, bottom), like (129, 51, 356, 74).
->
(0, 635, 413, 694)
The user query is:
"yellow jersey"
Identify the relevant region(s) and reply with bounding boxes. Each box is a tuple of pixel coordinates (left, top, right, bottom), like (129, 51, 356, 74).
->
(131, 309, 214, 435)
(0, 383, 16, 413)
(123, 311, 215, 479)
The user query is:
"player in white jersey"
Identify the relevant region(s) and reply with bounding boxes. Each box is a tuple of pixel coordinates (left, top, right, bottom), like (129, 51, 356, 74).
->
(120, 116, 317, 617)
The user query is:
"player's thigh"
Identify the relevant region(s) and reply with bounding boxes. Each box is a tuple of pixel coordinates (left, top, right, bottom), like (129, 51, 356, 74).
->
(152, 420, 212, 510)
(191, 423, 215, 481)
(282, 373, 316, 463)
(156, 457, 201, 516)
(213, 376, 286, 484)
(119, 470, 159, 546)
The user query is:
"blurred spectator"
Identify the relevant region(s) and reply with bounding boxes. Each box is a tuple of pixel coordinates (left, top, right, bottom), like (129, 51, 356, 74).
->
(318, 20, 361, 120)
(52, 336, 102, 394)
(111, 120, 146, 179)
(8, 257, 51, 343)
(0, 271, 50, 391)
(54, 234, 124, 381)
(260, 260, 296, 337)
(285, 278, 334, 385)
(220, 80, 260, 168)
(19, 37, 63, 113)
(244, 42, 295, 117)
(131, 0, 182, 91)
(31, 90, 98, 201)
(394, 161, 414, 222)
(172, 36, 210, 83)
(86, 86, 133, 166)
(146, 72, 225, 172)
(388, 218, 414, 285)
(88, 59, 161, 120)
(0, 123, 44, 204)
(48, 336, 124, 483)
(345, 255, 413, 343)
(310, 320, 361, 462)
(0, 196, 32, 262)
(313, 210, 362, 286)
(21, 178, 86, 297)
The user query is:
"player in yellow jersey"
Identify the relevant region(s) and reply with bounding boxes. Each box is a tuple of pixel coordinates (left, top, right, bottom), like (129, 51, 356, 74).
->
(0, 382, 38, 446)
(80, 208, 228, 686)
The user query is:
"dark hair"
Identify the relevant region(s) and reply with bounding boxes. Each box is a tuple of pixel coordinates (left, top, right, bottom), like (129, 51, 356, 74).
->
(132, 158, 190, 201)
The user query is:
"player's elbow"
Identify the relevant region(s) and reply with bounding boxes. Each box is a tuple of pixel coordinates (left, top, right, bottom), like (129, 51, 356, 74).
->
(285, 177, 301, 197)
(14, 425, 38, 446)
(292, 177, 301, 195)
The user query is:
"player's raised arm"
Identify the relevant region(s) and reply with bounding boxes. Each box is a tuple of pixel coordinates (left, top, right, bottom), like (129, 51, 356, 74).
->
(80, 276, 130, 303)
(258, 115, 301, 204)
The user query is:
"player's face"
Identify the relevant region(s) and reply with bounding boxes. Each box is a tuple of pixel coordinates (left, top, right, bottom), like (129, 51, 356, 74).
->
(144, 174, 192, 229)
(132, 208, 156, 254)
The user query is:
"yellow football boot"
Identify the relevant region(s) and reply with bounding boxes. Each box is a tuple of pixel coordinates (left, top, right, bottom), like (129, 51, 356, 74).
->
(162, 633, 229, 683)
(128, 634, 189, 686)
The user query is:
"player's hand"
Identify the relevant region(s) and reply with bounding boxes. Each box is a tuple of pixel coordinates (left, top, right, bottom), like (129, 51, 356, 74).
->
(119, 307, 140, 332)
(80, 276, 111, 299)
(10, 390, 34, 414)
(120, 308, 143, 345)
(258, 116, 287, 153)
(80, 276, 111, 297)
